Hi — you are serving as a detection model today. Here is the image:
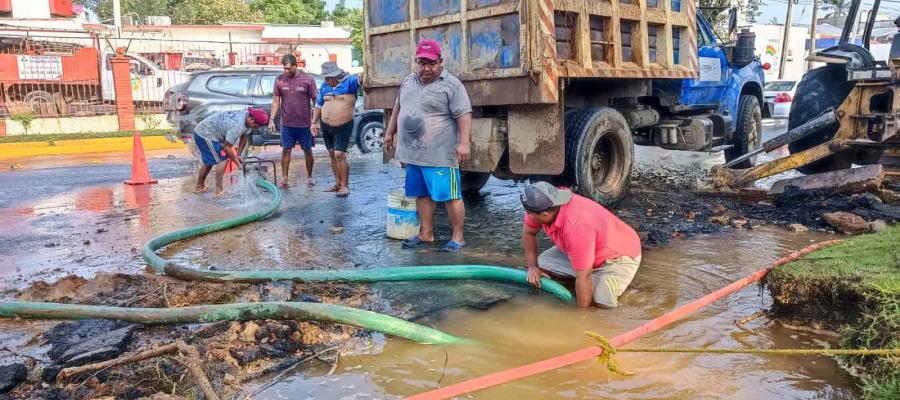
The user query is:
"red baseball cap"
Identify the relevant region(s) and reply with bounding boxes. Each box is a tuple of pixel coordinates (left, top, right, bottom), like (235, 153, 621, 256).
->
(247, 107, 269, 126)
(415, 39, 442, 61)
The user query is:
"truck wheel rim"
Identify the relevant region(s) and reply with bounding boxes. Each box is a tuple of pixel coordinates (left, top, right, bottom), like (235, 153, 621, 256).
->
(747, 115, 762, 151)
(364, 125, 384, 150)
(590, 133, 621, 189)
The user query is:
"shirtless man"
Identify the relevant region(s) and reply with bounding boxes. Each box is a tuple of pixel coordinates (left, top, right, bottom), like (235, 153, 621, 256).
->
(311, 61, 360, 197)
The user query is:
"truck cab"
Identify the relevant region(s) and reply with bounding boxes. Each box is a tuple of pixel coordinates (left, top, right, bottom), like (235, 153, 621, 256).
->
(364, 0, 764, 206)
(645, 14, 765, 165)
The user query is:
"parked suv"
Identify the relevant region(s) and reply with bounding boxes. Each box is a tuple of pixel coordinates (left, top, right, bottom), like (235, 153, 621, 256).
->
(163, 66, 385, 155)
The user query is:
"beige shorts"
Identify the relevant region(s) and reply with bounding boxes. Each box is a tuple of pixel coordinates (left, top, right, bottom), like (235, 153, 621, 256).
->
(538, 246, 641, 308)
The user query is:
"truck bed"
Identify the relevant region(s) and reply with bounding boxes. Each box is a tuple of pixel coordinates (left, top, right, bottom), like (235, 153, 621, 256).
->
(364, 0, 698, 109)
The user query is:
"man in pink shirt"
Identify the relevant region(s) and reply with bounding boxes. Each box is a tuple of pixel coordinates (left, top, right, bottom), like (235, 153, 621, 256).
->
(521, 182, 642, 308)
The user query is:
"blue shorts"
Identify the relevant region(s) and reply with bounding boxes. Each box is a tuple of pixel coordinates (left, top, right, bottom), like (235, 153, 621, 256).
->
(405, 164, 462, 202)
(193, 133, 226, 166)
(281, 126, 313, 150)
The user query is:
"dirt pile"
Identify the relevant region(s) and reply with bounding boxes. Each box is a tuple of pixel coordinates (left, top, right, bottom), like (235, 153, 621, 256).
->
(4, 273, 382, 399)
(619, 165, 900, 247)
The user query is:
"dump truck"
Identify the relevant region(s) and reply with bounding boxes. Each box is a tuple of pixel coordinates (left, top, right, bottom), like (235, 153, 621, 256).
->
(363, 0, 764, 206)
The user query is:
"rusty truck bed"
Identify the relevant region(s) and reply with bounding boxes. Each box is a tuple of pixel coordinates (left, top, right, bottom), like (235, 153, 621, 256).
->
(363, 0, 698, 109)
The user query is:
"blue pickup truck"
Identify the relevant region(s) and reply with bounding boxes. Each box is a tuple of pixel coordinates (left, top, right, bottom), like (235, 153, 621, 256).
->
(363, 1, 764, 205)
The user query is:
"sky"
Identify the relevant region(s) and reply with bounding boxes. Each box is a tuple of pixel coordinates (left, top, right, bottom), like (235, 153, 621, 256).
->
(319, 0, 897, 26)
(325, 0, 363, 11)
(319, 0, 898, 26)
(757, 0, 899, 26)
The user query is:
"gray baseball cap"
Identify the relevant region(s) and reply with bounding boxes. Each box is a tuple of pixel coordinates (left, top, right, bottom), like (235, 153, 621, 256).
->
(520, 181, 572, 212)
(320, 61, 344, 78)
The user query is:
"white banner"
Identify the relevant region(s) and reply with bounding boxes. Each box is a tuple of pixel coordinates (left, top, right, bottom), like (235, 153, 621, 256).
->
(17, 55, 63, 80)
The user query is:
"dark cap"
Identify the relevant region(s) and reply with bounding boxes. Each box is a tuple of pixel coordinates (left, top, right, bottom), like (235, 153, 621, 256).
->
(520, 182, 572, 212)
(320, 61, 344, 78)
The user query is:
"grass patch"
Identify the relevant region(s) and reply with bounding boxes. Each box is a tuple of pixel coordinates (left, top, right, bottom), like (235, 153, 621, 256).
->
(0, 130, 175, 144)
(766, 225, 900, 399)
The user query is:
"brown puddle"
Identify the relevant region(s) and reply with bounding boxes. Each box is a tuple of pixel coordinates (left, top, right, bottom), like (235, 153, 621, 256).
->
(251, 227, 859, 399)
(0, 143, 866, 398)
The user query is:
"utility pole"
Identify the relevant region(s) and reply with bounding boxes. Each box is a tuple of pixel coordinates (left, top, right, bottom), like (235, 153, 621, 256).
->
(113, 0, 122, 37)
(779, 0, 795, 79)
(807, 0, 818, 71)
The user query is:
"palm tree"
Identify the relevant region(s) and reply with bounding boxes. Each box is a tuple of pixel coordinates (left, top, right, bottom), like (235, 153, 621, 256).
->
(822, 0, 850, 20)
(769, 17, 781, 25)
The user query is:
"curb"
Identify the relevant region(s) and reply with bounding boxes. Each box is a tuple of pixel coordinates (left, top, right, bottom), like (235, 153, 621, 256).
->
(0, 136, 185, 160)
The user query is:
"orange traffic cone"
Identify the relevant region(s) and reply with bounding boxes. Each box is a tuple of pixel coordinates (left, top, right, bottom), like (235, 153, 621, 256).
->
(125, 131, 158, 185)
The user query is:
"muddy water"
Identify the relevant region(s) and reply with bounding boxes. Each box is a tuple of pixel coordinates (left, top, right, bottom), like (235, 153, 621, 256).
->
(0, 143, 859, 398)
(252, 227, 858, 399)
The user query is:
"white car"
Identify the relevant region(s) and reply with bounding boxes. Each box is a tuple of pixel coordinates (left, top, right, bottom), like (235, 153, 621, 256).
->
(763, 80, 797, 119)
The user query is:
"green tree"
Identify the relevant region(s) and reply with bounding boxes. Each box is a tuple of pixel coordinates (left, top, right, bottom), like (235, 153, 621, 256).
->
(822, 0, 850, 19)
(331, 0, 349, 19)
(332, 5, 363, 62)
(172, 0, 263, 24)
(699, 0, 731, 39)
(92, 0, 172, 24)
(248, 0, 327, 24)
(769, 17, 781, 25)
(743, 0, 762, 23)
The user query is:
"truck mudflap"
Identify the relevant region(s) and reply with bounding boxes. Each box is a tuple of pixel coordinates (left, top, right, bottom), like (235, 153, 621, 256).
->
(465, 118, 506, 173)
(506, 103, 565, 175)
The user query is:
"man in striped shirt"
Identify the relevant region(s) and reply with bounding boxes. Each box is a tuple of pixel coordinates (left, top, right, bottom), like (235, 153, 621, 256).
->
(193, 107, 268, 196)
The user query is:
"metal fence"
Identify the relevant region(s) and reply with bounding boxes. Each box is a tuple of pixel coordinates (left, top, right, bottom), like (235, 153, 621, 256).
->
(0, 32, 306, 118)
(0, 33, 112, 117)
(103, 37, 303, 113)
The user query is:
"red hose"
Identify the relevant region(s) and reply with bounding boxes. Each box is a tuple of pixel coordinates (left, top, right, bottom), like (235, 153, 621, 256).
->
(408, 240, 842, 400)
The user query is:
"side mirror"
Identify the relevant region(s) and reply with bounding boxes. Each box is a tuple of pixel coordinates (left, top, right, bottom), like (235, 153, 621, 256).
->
(728, 7, 738, 36)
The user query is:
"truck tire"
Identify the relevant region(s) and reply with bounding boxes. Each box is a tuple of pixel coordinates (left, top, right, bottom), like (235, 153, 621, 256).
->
(724, 95, 762, 168)
(787, 66, 856, 174)
(356, 121, 385, 153)
(460, 171, 491, 195)
(564, 107, 634, 207)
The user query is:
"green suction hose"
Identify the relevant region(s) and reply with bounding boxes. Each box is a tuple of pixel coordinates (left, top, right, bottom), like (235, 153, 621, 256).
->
(0, 178, 573, 346)
(0, 301, 461, 345)
(144, 178, 574, 303)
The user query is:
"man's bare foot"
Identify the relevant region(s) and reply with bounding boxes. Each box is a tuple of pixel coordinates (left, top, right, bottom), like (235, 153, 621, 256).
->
(324, 184, 340, 192)
(214, 188, 226, 197)
(279, 182, 290, 189)
(307, 177, 316, 187)
(336, 187, 350, 197)
(194, 186, 208, 193)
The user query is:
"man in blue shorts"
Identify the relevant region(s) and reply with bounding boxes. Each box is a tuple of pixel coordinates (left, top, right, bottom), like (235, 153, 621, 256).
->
(311, 61, 360, 197)
(193, 107, 268, 196)
(268, 54, 318, 188)
(384, 39, 473, 252)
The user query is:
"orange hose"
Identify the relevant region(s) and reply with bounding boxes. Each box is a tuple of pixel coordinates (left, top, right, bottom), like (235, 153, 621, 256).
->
(408, 240, 842, 400)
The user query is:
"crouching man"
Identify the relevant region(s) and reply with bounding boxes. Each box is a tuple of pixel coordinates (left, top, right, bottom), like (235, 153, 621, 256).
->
(193, 107, 269, 195)
(521, 182, 642, 308)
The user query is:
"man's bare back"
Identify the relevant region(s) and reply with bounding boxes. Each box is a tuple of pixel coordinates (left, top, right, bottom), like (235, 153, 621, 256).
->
(321, 93, 356, 126)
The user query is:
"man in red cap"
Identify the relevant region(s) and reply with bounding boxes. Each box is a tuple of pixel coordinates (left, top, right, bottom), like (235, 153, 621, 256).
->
(384, 39, 473, 252)
(193, 107, 268, 196)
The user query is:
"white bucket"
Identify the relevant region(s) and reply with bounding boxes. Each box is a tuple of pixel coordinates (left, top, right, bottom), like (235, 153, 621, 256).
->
(386, 190, 419, 240)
